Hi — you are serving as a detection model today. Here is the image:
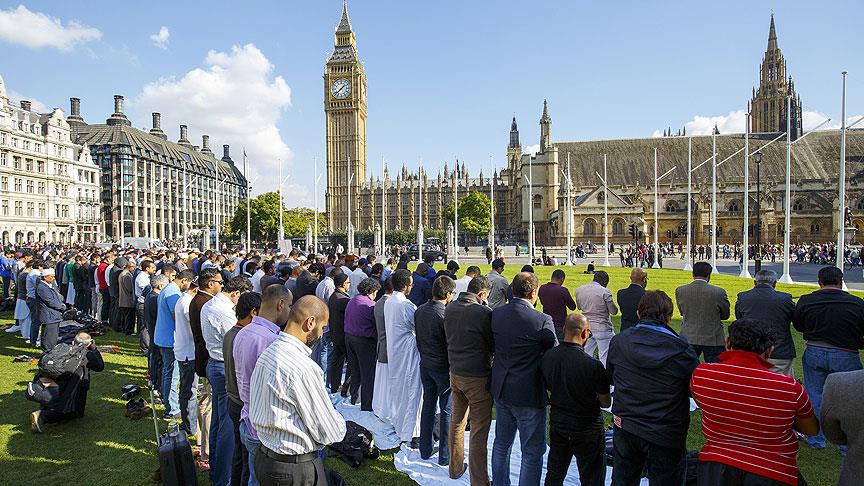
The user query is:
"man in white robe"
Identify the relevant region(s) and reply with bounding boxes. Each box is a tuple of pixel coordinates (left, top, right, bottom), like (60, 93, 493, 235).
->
(383, 269, 422, 443)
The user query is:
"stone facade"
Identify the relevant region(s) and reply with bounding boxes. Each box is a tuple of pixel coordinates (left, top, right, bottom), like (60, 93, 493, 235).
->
(0, 75, 100, 244)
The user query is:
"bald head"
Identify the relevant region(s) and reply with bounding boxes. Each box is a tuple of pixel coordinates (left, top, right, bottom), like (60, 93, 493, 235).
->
(563, 313, 590, 344)
(630, 267, 648, 287)
(285, 296, 330, 346)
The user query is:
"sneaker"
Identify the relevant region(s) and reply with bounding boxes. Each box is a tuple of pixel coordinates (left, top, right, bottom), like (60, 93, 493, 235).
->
(30, 410, 44, 433)
(5, 325, 20, 333)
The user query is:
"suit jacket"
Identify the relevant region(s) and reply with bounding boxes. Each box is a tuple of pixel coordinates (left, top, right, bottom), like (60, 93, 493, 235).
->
(294, 270, 319, 299)
(327, 291, 350, 346)
(486, 270, 509, 309)
(617, 284, 646, 331)
(734, 284, 796, 359)
(37, 279, 66, 324)
(444, 292, 494, 377)
(821, 370, 864, 485)
(490, 299, 557, 408)
(676, 279, 730, 346)
(189, 291, 214, 377)
(118, 270, 135, 308)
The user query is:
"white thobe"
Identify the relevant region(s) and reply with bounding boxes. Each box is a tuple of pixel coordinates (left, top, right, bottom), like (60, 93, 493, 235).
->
(383, 291, 422, 442)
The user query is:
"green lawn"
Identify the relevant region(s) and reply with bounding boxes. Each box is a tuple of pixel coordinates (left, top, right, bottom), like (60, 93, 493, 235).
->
(0, 264, 856, 485)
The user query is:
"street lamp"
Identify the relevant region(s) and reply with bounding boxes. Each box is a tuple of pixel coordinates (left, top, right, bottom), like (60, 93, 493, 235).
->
(754, 151, 763, 273)
(653, 148, 676, 268)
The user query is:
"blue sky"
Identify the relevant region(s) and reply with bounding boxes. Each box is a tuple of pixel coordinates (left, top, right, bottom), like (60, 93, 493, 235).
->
(1, 0, 862, 207)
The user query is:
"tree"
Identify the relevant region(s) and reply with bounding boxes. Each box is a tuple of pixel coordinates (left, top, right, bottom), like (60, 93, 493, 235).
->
(445, 191, 491, 234)
(229, 192, 329, 243)
(283, 207, 328, 237)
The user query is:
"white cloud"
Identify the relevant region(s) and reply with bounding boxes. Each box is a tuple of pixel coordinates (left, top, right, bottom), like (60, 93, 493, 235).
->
(281, 183, 312, 209)
(523, 144, 540, 155)
(132, 43, 292, 194)
(0, 5, 100, 52)
(659, 109, 864, 138)
(7, 90, 49, 113)
(150, 26, 170, 50)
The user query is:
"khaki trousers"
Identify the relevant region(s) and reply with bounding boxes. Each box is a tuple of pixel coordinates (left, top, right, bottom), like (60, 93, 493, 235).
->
(448, 373, 492, 485)
(197, 377, 213, 457)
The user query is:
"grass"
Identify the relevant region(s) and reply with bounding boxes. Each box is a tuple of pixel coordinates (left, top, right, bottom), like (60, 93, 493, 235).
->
(0, 264, 857, 485)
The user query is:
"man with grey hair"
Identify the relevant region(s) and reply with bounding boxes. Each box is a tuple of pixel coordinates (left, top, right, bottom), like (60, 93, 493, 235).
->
(734, 269, 796, 375)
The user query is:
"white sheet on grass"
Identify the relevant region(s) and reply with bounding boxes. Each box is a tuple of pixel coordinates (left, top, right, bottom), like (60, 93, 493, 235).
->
(331, 394, 402, 450)
(393, 424, 649, 486)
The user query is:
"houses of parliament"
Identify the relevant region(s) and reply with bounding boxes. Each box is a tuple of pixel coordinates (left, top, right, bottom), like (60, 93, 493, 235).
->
(324, 4, 864, 246)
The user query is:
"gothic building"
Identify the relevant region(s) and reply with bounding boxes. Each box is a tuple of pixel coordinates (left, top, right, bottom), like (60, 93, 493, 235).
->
(750, 14, 803, 140)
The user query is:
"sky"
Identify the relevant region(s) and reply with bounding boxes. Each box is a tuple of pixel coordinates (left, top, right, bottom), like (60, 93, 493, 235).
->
(1, 0, 862, 208)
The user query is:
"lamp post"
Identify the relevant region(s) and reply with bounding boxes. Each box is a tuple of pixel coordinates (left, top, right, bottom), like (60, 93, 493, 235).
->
(490, 155, 496, 256)
(837, 72, 848, 274)
(740, 109, 752, 278)
(653, 148, 676, 268)
(754, 151, 763, 273)
(594, 154, 611, 267)
(453, 159, 459, 263)
(417, 157, 424, 262)
(381, 155, 386, 257)
(314, 157, 322, 254)
(118, 164, 134, 248)
(684, 138, 693, 271)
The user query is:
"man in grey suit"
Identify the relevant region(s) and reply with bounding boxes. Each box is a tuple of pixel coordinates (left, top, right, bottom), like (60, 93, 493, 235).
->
(486, 258, 509, 309)
(734, 269, 796, 375)
(675, 261, 730, 363)
(821, 369, 864, 485)
(36, 268, 66, 351)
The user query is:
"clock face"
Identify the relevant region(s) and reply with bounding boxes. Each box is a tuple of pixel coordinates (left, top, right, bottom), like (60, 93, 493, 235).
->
(331, 79, 351, 99)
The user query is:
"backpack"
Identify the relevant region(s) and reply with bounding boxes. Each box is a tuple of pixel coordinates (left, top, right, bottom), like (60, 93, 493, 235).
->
(38, 342, 88, 379)
(328, 421, 380, 467)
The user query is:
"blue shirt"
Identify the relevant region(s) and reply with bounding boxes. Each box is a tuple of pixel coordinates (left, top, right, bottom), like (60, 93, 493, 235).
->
(26, 271, 40, 299)
(154, 282, 182, 347)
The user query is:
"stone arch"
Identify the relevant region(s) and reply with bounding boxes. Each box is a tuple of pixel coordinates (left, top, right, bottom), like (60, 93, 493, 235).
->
(792, 199, 806, 211)
(664, 200, 680, 212)
(1, 231, 8, 246)
(612, 218, 625, 235)
(26, 231, 34, 243)
(38, 231, 45, 243)
(583, 218, 597, 236)
(727, 199, 742, 213)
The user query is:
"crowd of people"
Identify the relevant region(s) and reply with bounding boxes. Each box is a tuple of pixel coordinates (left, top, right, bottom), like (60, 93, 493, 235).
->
(5, 242, 864, 485)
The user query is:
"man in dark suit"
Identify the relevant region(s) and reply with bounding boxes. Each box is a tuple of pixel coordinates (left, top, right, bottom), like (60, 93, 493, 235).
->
(490, 272, 557, 486)
(327, 272, 352, 396)
(617, 267, 647, 331)
(734, 269, 796, 375)
(294, 262, 323, 299)
(675, 261, 730, 363)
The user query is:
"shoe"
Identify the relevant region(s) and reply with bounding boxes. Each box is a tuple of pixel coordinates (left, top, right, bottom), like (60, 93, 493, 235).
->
(163, 411, 181, 420)
(420, 446, 439, 461)
(449, 463, 468, 479)
(30, 410, 44, 433)
(5, 325, 20, 333)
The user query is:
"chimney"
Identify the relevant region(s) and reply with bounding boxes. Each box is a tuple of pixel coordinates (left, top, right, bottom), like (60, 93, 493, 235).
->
(20, 100, 31, 111)
(149, 112, 167, 139)
(200, 134, 214, 156)
(178, 124, 192, 147)
(67, 97, 85, 127)
(70, 98, 81, 117)
(221, 144, 235, 165)
(193, 145, 200, 151)
(106, 94, 131, 126)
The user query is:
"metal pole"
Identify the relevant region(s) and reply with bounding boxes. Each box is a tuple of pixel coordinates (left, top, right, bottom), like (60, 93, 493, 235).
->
(528, 155, 532, 259)
(567, 153, 573, 264)
(182, 168, 188, 249)
(418, 157, 423, 262)
(837, 72, 848, 273)
(278, 159, 284, 244)
(244, 151, 251, 251)
(120, 163, 125, 247)
(652, 148, 660, 268)
(603, 154, 610, 267)
(740, 109, 751, 278)
(780, 98, 794, 283)
(347, 154, 352, 254)
(711, 132, 718, 273)
(684, 137, 693, 271)
(490, 155, 495, 254)
(314, 156, 319, 254)
(454, 159, 459, 263)
(756, 156, 761, 270)
(381, 155, 385, 257)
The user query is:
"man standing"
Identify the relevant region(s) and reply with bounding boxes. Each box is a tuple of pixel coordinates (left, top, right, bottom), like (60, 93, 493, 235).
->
(344, 278, 381, 411)
(486, 259, 509, 309)
(135, 260, 156, 337)
(415, 275, 456, 465)
(538, 269, 577, 340)
(384, 269, 423, 444)
(453, 265, 478, 297)
(821, 369, 864, 484)
(372, 277, 393, 421)
(676, 261, 730, 363)
(734, 269, 796, 375)
(202, 275, 250, 486)
(407, 263, 431, 306)
(235, 285, 293, 486)
(173, 274, 199, 435)
(607, 290, 699, 485)
(118, 259, 137, 335)
(541, 313, 611, 486)
(35, 268, 65, 351)
(575, 271, 618, 366)
(490, 272, 557, 486)
(154, 269, 195, 418)
(96, 254, 111, 325)
(444, 275, 493, 483)
(108, 256, 125, 331)
(249, 296, 346, 485)
(691, 319, 818, 485)
(793, 266, 864, 451)
(327, 272, 351, 396)
(616, 267, 647, 331)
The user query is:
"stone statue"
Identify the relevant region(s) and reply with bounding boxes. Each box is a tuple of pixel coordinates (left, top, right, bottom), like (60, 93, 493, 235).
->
(845, 206, 853, 227)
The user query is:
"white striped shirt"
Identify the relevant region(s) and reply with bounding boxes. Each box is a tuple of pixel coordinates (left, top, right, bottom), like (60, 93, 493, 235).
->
(249, 332, 347, 455)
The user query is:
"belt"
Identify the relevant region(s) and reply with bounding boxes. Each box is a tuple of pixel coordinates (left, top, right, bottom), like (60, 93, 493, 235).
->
(259, 446, 319, 463)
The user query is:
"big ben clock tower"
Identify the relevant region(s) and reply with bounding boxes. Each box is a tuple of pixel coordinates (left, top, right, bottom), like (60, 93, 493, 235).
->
(325, 0, 368, 232)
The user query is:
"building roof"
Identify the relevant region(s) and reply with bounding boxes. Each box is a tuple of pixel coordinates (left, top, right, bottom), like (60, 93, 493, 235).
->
(74, 123, 246, 184)
(551, 129, 864, 189)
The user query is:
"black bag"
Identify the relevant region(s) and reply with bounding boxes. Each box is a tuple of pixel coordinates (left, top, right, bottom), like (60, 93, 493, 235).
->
(150, 387, 197, 485)
(38, 342, 88, 379)
(328, 421, 380, 467)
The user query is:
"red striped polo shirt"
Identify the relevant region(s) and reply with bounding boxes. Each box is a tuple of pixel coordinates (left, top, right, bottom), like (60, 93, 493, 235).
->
(690, 350, 814, 485)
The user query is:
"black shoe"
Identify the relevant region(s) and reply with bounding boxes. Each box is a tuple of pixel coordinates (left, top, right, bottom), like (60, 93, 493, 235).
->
(409, 437, 420, 450)
(163, 411, 180, 420)
(420, 446, 439, 461)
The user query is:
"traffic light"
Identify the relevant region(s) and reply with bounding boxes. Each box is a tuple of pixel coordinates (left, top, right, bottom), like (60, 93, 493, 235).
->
(629, 223, 637, 239)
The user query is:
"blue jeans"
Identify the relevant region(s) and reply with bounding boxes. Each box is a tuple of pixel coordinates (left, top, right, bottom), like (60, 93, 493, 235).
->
(691, 345, 725, 364)
(419, 366, 451, 464)
(311, 332, 332, 382)
(207, 359, 235, 486)
(158, 346, 180, 416)
(802, 345, 862, 449)
(240, 420, 261, 486)
(491, 401, 546, 486)
(177, 359, 198, 434)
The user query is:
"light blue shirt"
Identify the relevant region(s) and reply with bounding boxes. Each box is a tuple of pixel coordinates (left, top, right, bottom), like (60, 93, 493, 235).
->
(154, 282, 182, 348)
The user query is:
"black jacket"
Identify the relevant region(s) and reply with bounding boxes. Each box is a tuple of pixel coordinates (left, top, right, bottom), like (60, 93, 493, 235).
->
(735, 284, 796, 359)
(444, 292, 494, 377)
(793, 288, 864, 351)
(617, 284, 645, 331)
(295, 270, 319, 299)
(415, 300, 448, 372)
(327, 291, 350, 346)
(606, 323, 699, 447)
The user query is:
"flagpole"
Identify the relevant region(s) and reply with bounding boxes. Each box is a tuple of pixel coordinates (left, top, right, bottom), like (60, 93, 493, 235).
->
(381, 155, 386, 257)
(740, 107, 751, 278)
(603, 154, 610, 267)
(684, 137, 693, 271)
(711, 132, 718, 273)
(244, 149, 251, 251)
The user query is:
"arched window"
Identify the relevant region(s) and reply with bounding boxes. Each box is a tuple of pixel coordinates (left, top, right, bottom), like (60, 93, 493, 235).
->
(727, 200, 741, 213)
(583, 218, 596, 235)
(532, 194, 541, 209)
(597, 192, 605, 203)
(857, 199, 864, 211)
(665, 200, 680, 212)
(793, 200, 805, 211)
(810, 223, 821, 235)
(612, 219, 624, 235)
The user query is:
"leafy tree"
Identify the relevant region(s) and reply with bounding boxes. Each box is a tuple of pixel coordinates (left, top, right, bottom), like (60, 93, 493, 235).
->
(229, 192, 329, 243)
(445, 191, 491, 234)
(283, 207, 328, 237)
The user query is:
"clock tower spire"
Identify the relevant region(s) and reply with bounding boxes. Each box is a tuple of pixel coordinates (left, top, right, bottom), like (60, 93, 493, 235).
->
(325, 0, 368, 231)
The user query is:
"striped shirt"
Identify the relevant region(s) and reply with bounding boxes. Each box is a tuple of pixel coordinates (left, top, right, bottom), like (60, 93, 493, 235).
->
(691, 350, 814, 485)
(249, 332, 346, 455)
